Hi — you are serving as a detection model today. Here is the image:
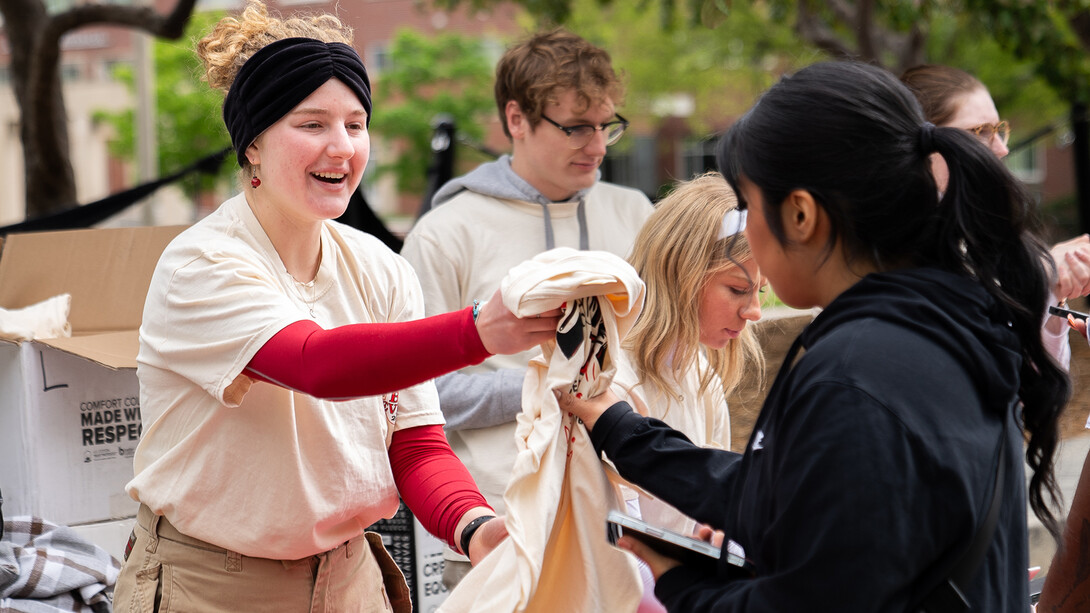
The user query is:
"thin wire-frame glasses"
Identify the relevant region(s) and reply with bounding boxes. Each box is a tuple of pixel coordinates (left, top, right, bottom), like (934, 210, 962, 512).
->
(540, 113, 629, 149)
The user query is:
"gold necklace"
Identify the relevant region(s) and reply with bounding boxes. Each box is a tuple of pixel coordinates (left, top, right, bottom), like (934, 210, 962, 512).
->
(287, 272, 318, 317)
(284, 245, 323, 318)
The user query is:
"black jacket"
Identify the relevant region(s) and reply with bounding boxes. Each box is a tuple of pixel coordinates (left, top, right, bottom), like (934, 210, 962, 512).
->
(591, 268, 1031, 612)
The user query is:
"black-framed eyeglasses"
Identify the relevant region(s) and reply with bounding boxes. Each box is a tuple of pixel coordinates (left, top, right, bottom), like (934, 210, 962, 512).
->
(540, 113, 629, 149)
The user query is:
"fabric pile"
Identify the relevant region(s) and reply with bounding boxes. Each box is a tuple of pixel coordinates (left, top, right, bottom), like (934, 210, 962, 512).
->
(1, 516, 119, 613)
(0, 294, 71, 342)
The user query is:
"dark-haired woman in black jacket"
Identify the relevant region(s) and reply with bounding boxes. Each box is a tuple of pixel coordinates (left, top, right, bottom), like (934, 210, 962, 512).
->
(560, 60, 1068, 612)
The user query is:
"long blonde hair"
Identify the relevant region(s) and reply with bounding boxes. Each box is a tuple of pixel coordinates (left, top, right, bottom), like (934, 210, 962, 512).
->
(626, 171, 764, 404)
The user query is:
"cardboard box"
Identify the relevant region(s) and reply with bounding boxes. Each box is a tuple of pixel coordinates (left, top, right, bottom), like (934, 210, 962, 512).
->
(368, 502, 450, 612)
(67, 516, 137, 564)
(0, 225, 185, 526)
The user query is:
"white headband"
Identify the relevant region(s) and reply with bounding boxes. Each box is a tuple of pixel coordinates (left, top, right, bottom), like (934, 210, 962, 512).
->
(717, 209, 747, 240)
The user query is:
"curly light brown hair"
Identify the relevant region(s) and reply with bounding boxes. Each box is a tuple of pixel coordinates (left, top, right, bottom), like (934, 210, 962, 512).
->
(196, 0, 354, 97)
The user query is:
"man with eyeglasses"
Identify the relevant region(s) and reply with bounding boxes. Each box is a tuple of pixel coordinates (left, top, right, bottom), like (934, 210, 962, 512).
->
(401, 28, 654, 590)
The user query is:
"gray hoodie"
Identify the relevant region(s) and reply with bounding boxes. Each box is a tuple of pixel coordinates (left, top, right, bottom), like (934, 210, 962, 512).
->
(431, 155, 593, 251)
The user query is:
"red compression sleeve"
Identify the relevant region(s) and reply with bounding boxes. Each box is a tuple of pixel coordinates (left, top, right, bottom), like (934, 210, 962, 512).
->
(389, 425, 491, 552)
(244, 307, 489, 399)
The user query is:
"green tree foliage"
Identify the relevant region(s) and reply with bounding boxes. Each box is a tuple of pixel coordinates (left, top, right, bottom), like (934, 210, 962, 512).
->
(924, 10, 1067, 142)
(562, 0, 819, 136)
(964, 0, 1090, 104)
(462, 0, 1068, 158)
(441, 0, 1074, 114)
(371, 28, 496, 195)
(95, 11, 233, 199)
(440, 0, 931, 72)
(439, 0, 1083, 229)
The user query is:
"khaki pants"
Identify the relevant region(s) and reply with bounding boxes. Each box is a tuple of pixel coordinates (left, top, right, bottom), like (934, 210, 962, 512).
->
(442, 558, 472, 591)
(112, 505, 411, 613)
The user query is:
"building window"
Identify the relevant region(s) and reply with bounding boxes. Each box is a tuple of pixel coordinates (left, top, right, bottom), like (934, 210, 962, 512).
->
(102, 59, 130, 82)
(60, 30, 109, 50)
(367, 42, 392, 75)
(61, 63, 82, 82)
(1006, 141, 1044, 185)
(44, 0, 74, 12)
(601, 135, 657, 199)
(680, 135, 720, 180)
(195, 0, 239, 9)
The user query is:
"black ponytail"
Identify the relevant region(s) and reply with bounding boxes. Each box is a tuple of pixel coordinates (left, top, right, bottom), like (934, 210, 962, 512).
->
(934, 122, 1068, 538)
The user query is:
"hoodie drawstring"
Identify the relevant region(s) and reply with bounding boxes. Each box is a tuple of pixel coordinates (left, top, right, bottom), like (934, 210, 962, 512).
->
(576, 197, 589, 250)
(542, 204, 556, 250)
(541, 198, 589, 251)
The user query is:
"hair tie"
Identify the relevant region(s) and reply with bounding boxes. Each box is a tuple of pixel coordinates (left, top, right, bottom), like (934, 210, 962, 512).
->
(717, 208, 747, 240)
(223, 37, 372, 167)
(918, 122, 936, 155)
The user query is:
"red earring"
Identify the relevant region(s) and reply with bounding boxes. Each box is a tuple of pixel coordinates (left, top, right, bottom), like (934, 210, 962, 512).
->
(251, 167, 260, 189)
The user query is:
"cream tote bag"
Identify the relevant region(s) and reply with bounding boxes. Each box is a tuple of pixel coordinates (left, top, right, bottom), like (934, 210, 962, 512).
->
(440, 247, 646, 613)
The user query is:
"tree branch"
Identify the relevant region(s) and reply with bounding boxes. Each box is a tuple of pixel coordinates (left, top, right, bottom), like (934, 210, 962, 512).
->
(32, 0, 199, 138)
(857, 0, 876, 62)
(1070, 10, 1090, 51)
(17, 0, 199, 213)
(796, 0, 857, 60)
(45, 0, 199, 42)
(825, 0, 857, 27)
(895, 22, 926, 74)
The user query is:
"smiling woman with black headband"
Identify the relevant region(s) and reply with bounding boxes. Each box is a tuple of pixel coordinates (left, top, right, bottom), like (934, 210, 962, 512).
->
(110, 3, 560, 610)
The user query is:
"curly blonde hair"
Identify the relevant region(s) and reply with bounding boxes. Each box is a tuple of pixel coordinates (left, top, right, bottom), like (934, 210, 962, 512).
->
(196, 0, 354, 96)
(626, 172, 764, 407)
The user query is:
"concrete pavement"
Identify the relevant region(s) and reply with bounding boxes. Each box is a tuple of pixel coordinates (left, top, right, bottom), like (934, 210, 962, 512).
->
(1028, 432, 1090, 572)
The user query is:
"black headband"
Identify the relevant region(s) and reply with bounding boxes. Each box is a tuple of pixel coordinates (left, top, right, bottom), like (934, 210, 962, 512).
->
(223, 37, 372, 167)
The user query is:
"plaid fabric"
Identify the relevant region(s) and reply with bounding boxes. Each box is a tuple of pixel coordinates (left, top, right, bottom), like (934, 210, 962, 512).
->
(0, 516, 119, 613)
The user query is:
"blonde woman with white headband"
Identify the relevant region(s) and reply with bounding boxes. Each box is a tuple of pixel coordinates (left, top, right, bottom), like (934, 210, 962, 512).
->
(611, 171, 765, 612)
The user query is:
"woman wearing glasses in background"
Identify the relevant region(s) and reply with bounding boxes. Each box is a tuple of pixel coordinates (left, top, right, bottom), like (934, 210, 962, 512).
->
(901, 64, 1090, 369)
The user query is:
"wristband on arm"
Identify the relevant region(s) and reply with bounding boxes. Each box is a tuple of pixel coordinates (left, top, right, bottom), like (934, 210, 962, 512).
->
(460, 515, 496, 557)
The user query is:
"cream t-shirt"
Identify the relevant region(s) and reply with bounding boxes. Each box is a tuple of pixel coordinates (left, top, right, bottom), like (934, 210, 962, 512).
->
(128, 193, 443, 560)
(612, 353, 731, 534)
